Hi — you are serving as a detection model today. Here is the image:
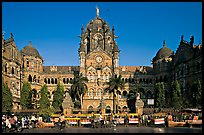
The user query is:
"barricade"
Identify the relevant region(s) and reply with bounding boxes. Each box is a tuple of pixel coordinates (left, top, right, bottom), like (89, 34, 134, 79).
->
(154, 118, 165, 125)
(80, 119, 92, 125)
(129, 118, 139, 124)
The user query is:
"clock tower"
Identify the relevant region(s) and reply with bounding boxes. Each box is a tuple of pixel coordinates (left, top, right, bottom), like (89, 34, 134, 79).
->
(78, 6, 120, 111)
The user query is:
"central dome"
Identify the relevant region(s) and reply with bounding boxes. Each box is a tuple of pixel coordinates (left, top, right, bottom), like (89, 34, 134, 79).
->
(153, 41, 173, 61)
(21, 43, 42, 59)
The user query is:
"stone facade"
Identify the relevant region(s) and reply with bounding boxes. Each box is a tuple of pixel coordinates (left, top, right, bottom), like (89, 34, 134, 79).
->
(2, 7, 202, 112)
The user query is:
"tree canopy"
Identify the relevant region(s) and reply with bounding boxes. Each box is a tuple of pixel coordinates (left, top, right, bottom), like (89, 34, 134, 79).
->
(52, 82, 64, 111)
(69, 73, 88, 109)
(39, 84, 50, 109)
(20, 81, 32, 109)
(105, 75, 125, 113)
(2, 81, 13, 111)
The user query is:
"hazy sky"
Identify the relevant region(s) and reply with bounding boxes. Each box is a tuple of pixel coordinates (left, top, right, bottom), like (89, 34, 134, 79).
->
(2, 2, 202, 66)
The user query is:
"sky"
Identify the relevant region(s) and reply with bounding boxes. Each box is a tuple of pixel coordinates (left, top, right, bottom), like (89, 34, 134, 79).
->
(2, 2, 202, 66)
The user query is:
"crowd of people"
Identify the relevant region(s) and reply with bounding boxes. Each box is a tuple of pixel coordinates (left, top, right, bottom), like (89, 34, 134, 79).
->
(2, 113, 45, 132)
(2, 110, 202, 132)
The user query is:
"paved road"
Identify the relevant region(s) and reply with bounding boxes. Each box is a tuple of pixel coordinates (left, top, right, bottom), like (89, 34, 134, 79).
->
(20, 126, 202, 133)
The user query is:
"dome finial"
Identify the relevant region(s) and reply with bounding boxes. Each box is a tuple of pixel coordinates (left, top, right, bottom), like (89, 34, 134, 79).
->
(96, 5, 99, 18)
(163, 40, 166, 47)
(29, 41, 32, 46)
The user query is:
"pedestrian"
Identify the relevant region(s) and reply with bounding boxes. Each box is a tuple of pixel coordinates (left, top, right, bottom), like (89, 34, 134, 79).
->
(99, 112, 104, 128)
(124, 112, 129, 127)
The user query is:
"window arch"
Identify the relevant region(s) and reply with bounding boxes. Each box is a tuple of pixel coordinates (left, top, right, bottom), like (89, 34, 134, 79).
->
(105, 106, 111, 113)
(28, 74, 32, 82)
(5, 63, 7, 73)
(88, 106, 94, 114)
(122, 90, 127, 98)
(63, 78, 66, 84)
(48, 78, 50, 84)
(33, 75, 36, 82)
(139, 88, 145, 99)
(38, 76, 40, 83)
(51, 78, 54, 84)
(55, 78, 57, 84)
(26, 59, 29, 68)
(146, 90, 153, 99)
(32, 89, 37, 99)
(11, 67, 14, 74)
(44, 78, 47, 84)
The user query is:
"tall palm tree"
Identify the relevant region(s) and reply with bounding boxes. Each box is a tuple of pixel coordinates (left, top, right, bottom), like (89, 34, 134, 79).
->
(105, 75, 125, 113)
(69, 73, 88, 110)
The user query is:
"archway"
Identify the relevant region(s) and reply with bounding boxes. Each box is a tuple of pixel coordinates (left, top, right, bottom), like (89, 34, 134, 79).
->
(146, 90, 153, 99)
(28, 75, 32, 82)
(105, 106, 111, 113)
(88, 106, 94, 114)
(122, 106, 128, 112)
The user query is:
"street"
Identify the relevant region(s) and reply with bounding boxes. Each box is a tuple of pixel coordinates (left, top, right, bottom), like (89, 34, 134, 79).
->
(20, 126, 202, 133)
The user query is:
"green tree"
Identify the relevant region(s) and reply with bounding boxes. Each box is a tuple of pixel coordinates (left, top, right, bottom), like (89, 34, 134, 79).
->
(171, 80, 182, 110)
(105, 75, 125, 113)
(126, 90, 136, 113)
(20, 81, 32, 109)
(39, 84, 52, 115)
(154, 82, 165, 108)
(2, 81, 13, 111)
(52, 82, 64, 110)
(69, 73, 88, 109)
(191, 79, 202, 108)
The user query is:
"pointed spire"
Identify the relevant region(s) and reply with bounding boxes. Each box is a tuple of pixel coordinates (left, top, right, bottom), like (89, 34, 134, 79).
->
(96, 5, 99, 18)
(181, 35, 184, 41)
(163, 40, 166, 47)
(81, 25, 84, 34)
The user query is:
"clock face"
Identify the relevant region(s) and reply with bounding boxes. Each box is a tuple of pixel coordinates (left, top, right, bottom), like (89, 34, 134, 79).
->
(96, 56, 103, 63)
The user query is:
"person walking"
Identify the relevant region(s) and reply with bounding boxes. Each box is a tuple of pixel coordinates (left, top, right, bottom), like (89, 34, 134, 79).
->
(124, 112, 129, 127)
(59, 113, 66, 130)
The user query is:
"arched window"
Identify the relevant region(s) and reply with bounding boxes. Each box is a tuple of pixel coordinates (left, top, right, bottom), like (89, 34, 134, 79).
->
(105, 106, 111, 113)
(55, 78, 57, 84)
(66, 78, 69, 84)
(88, 106, 94, 114)
(5, 64, 7, 73)
(11, 67, 14, 74)
(125, 78, 128, 83)
(146, 91, 153, 99)
(122, 90, 127, 98)
(139, 88, 145, 99)
(63, 78, 66, 84)
(33, 75, 36, 82)
(32, 89, 37, 99)
(38, 77, 40, 83)
(48, 78, 50, 84)
(28, 75, 32, 82)
(51, 78, 54, 84)
(44, 78, 47, 84)
(128, 78, 131, 83)
(26, 60, 29, 68)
